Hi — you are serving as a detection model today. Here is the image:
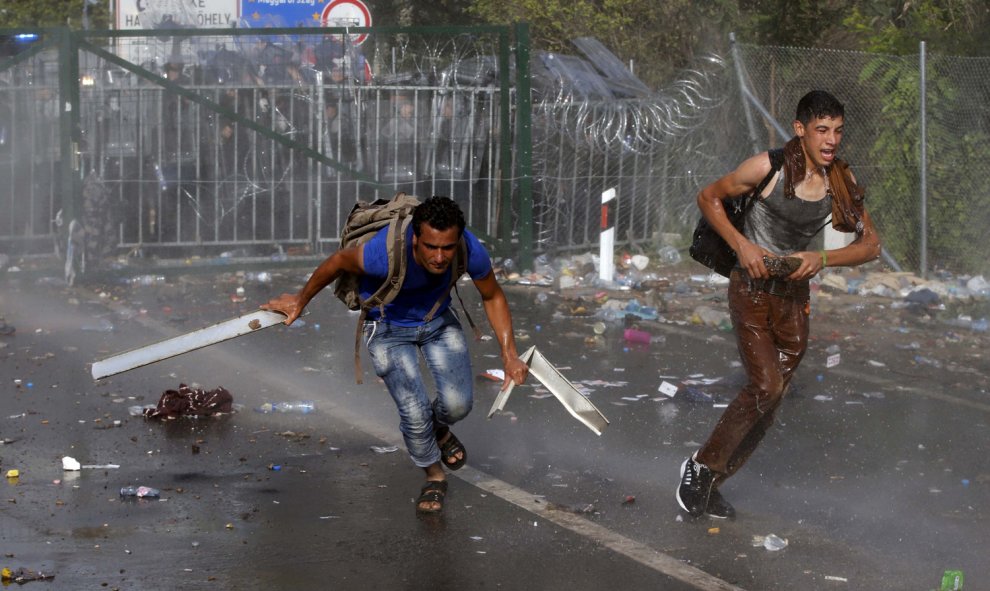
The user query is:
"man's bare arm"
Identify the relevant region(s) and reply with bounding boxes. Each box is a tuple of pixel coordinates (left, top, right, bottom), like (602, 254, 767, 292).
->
(473, 271, 528, 389)
(261, 246, 365, 325)
(697, 152, 774, 278)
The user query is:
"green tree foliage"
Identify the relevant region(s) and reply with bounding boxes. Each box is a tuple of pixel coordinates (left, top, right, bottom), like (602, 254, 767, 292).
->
(846, 1, 990, 273)
(735, 0, 847, 47)
(467, 0, 733, 88)
(843, 0, 990, 55)
(0, 0, 110, 30)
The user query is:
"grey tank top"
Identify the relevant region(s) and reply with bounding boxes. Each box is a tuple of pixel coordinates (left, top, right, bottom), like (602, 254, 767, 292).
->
(743, 172, 832, 256)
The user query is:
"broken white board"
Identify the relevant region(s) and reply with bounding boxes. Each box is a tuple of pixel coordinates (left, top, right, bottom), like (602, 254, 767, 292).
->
(91, 310, 288, 380)
(487, 345, 610, 436)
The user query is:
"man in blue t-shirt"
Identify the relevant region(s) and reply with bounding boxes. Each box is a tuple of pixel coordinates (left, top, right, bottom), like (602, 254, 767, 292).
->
(263, 196, 529, 514)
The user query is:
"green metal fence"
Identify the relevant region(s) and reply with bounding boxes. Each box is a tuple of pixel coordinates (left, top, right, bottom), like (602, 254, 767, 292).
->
(0, 24, 533, 279)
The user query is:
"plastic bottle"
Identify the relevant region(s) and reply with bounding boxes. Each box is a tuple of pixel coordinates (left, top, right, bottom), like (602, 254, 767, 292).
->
(762, 534, 788, 551)
(914, 355, 943, 369)
(120, 485, 160, 498)
(657, 246, 682, 265)
(255, 401, 316, 414)
(129, 275, 166, 286)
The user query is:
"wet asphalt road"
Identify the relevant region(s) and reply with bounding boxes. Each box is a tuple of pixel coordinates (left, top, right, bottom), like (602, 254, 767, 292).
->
(1, 263, 989, 590)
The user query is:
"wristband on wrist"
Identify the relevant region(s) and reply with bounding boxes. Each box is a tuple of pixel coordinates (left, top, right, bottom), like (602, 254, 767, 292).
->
(820, 250, 828, 268)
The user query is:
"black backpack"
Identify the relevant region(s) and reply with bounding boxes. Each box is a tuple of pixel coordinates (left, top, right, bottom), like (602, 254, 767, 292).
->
(689, 148, 785, 277)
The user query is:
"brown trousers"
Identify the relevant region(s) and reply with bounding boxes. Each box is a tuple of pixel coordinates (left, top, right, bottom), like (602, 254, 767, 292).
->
(696, 270, 810, 480)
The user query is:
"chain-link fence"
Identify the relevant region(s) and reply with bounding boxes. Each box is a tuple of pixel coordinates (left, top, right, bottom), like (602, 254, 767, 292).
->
(3, 31, 990, 277)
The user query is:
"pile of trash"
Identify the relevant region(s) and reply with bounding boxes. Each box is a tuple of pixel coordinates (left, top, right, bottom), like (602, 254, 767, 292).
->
(496, 248, 990, 333)
(820, 271, 990, 302)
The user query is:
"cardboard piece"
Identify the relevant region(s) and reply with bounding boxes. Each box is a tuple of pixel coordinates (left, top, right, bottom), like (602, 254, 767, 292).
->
(91, 310, 288, 380)
(487, 346, 609, 436)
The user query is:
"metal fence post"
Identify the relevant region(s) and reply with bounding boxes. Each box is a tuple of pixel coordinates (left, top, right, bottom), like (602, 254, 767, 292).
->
(730, 32, 761, 155)
(58, 27, 82, 224)
(496, 28, 513, 253)
(514, 22, 533, 271)
(919, 40, 928, 279)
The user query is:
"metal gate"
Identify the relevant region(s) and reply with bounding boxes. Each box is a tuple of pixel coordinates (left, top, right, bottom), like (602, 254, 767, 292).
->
(0, 25, 529, 277)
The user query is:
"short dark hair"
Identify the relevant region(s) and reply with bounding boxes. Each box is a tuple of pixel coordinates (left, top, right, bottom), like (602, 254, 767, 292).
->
(412, 196, 465, 236)
(795, 90, 844, 125)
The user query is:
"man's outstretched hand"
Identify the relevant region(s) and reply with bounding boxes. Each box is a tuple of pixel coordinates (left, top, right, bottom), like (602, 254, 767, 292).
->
(261, 293, 304, 325)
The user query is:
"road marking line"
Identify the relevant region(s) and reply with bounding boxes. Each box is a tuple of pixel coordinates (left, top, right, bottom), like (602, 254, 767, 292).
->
(458, 465, 746, 591)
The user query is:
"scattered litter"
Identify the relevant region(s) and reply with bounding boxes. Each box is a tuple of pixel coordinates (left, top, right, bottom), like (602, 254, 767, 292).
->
(370, 445, 399, 454)
(143, 384, 234, 419)
(622, 495, 635, 505)
(546, 502, 596, 514)
(754, 533, 788, 551)
(62, 457, 81, 471)
(255, 401, 315, 414)
(708, 527, 720, 535)
(120, 485, 160, 498)
(128, 405, 156, 416)
(867, 360, 885, 367)
(658, 381, 678, 397)
(623, 328, 652, 344)
(681, 377, 723, 386)
(0, 567, 55, 584)
(940, 569, 964, 591)
(5, 469, 19, 479)
(824, 575, 848, 582)
(914, 355, 943, 369)
(480, 369, 504, 381)
(814, 395, 833, 402)
(826, 344, 841, 368)
(681, 387, 714, 404)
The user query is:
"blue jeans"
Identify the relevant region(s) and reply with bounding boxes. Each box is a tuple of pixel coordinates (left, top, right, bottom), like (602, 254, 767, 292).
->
(363, 309, 474, 467)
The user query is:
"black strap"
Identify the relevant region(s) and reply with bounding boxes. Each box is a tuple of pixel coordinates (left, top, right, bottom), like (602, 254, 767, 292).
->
(740, 147, 785, 216)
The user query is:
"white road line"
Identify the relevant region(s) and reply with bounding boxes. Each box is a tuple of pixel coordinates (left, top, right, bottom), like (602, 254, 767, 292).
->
(459, 466, 746, 591)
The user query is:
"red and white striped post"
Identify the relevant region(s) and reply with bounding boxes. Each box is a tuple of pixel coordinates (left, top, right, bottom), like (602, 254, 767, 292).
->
(600, 188, 616, 283)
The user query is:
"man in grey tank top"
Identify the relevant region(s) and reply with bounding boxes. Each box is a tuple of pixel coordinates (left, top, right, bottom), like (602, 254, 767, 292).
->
(676, 91, 882, 519)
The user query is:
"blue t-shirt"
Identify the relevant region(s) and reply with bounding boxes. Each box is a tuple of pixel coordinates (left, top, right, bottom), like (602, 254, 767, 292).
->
(359, 225, 492, 326)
